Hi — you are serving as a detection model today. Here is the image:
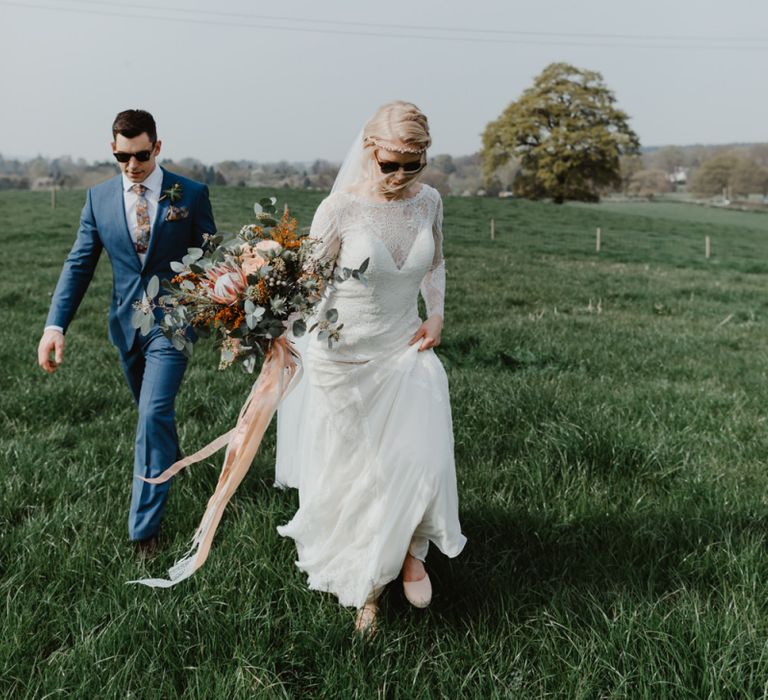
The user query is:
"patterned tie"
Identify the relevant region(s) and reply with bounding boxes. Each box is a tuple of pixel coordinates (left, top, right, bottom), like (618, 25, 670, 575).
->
(131, 183, 151, 254)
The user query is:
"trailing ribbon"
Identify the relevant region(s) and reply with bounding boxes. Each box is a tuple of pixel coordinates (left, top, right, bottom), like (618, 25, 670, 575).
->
(130, 336, 300, 588)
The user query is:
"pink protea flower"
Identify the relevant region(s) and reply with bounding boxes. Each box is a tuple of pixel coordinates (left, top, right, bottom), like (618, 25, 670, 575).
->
(241, 239, 283, 277)
(206, 264, 247, 305)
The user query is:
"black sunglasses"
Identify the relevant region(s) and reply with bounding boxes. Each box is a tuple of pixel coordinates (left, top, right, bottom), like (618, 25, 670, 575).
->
(375, 157, 424, 175)
(113, 150, 153, 163)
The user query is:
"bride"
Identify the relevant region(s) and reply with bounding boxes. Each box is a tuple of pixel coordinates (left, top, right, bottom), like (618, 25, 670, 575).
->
(276, 101, 466, 634)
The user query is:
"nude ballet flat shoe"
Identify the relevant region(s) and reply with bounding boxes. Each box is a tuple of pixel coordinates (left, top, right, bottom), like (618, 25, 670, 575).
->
(403, 572, 432, 608)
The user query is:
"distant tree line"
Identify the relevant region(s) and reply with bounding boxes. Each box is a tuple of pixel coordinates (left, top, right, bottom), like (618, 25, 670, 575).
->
(2, 135, 765, 205)
(619, 144, 768, 200)
(0, 152, 487, 198)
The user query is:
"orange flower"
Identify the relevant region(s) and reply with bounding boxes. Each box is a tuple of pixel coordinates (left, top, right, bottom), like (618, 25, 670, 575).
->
(212, 305, 245, 330)
(269, 209, 302, 250)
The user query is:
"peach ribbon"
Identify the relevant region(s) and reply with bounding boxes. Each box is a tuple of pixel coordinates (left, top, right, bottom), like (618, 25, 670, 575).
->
(131, 336, 300, 588)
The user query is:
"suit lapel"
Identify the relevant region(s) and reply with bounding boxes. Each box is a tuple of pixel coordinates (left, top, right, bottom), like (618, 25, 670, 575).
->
(142, 167, 172, 271)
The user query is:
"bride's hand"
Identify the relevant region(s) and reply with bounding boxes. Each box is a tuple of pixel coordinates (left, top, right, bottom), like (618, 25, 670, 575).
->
(409, 315, 443, 351)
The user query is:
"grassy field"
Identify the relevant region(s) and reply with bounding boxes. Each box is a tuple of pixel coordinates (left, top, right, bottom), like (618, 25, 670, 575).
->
(3, 187, 768, 698)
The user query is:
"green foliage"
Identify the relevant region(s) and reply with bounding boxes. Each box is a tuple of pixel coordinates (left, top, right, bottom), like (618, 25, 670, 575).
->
(482, 62, 640, 203)
(690, 151, 743, 198)
(689, 151, 768, 199)
(4, 187, 768, 697)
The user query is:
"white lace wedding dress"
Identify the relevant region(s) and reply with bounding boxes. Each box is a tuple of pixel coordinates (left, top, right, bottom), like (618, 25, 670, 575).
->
(276, 184, 466, 608)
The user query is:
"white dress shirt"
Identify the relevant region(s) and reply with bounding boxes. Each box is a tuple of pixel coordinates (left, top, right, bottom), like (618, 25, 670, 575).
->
(46, 165, 164, 334)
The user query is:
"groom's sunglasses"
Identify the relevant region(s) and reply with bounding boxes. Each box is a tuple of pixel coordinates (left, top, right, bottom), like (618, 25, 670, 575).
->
(375, 157, 425, 175)
(113, 150, 153, 163)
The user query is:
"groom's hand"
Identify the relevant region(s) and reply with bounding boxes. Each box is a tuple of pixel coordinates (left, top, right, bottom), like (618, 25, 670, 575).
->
(38, 329, 65, 373)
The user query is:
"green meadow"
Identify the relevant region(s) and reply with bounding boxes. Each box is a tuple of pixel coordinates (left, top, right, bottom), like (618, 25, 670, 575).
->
(3, 187, 768, 698)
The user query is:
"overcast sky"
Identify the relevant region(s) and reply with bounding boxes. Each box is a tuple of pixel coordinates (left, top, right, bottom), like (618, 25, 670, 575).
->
(1, 0, 766, 164)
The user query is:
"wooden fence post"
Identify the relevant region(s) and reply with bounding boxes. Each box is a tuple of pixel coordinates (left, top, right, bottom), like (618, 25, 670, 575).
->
(705, 236, 711, 259)
(490, 218, 496, 240)
(596, 227, 602, 253)
(51, 186, 56, 209)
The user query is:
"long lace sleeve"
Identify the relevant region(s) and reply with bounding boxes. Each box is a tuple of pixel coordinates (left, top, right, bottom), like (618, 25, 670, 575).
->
(308, 195, 341, 271)
(420, 194, 445, 319)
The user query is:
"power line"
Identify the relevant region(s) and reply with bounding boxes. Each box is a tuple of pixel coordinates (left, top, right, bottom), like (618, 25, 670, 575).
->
(2, 0, 768, 50)
(46, 0, 768, 43)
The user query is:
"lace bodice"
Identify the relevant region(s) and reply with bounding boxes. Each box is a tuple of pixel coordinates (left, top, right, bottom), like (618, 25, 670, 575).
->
(307, 184, 445, 360)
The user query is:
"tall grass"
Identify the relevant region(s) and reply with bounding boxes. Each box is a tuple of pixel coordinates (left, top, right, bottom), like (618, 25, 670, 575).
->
(2, 188, 768, 697)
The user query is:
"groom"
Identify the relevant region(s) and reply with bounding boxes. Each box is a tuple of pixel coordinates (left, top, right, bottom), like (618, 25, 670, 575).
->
(37, 109, 216, 552)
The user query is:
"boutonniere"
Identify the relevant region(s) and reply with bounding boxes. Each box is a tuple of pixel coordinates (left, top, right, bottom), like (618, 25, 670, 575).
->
(159, 183, 183, 204)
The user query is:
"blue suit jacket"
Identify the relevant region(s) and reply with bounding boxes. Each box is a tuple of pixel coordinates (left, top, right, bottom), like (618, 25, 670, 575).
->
(46, 167, 216, 352)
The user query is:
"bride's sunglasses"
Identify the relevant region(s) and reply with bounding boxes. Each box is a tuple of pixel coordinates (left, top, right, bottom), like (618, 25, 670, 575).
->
(375, 156, 425, 175)
(113, 150, 153, 163)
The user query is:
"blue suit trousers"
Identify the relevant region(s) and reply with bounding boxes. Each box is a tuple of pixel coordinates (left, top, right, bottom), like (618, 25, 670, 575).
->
(119, 326, 188, 541)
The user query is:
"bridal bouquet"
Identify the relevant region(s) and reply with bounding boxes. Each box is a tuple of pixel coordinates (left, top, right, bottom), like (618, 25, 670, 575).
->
(130, 197, 367, 589)
(132, 196, 361, 372)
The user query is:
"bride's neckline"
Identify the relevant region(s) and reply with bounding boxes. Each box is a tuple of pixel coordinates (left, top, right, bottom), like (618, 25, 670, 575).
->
(345, 183, 427, 206)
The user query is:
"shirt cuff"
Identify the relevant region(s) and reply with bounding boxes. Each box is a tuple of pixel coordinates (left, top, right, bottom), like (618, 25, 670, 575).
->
(45, 325, 64, 334)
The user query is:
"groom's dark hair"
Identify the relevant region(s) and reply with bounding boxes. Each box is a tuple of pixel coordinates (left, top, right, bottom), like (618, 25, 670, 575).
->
(112, 109, 157, 144)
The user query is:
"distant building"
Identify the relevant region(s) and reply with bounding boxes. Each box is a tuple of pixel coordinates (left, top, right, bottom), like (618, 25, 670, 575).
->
(668, 167, 688, 185)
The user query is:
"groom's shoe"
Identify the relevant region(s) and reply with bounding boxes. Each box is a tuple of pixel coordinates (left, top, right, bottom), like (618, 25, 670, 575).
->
(134, 534, 159, 558)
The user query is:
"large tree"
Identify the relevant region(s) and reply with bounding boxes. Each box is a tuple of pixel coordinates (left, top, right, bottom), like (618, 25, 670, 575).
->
(482, 63, 640, 203)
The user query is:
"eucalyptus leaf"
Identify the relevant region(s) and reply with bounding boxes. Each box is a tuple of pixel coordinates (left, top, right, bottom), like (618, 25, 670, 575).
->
(292, 319, 306, 337)
(146, 276, 160, 298)
(171, 334, 186, 351)
(358, 257, 370, 273)
(140, 314, 154, 336)
(186, 247, 204, 261)
(325, 308, 339, 323)
(170, 261, 186, 273)
(131, 308, 145, 329)
(253, 202, 263, 214)
(244, 299, 256, 314)
(256, 214, 277, 227)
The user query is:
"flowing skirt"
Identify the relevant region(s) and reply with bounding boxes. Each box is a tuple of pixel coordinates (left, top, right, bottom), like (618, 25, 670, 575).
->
(276, 339, 466, 608)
